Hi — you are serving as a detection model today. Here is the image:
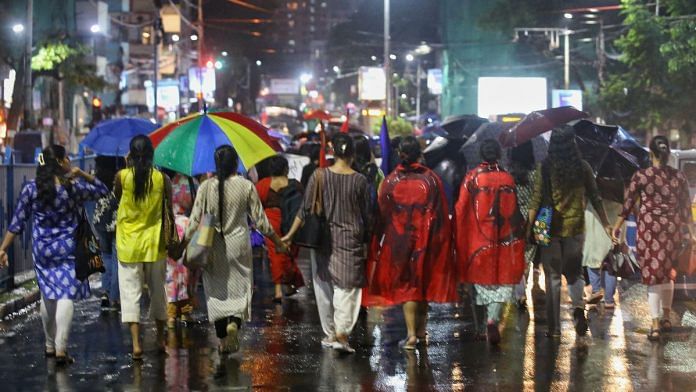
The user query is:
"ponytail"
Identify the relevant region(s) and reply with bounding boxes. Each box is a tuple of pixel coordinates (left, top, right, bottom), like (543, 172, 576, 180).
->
(36, 145, 70, 207)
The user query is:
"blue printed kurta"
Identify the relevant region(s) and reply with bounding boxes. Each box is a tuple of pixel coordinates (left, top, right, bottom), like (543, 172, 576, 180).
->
(8, 179, 108, 300)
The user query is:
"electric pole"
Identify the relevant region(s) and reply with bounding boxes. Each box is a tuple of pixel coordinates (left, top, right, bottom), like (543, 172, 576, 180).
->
(23, 0, 33, 129)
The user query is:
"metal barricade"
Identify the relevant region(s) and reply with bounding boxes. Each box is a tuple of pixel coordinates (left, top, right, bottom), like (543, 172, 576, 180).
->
(0, 150, 96, 292)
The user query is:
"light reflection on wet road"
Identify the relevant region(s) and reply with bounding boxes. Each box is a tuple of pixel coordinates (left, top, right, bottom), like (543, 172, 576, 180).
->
(1, 251, 696, 390)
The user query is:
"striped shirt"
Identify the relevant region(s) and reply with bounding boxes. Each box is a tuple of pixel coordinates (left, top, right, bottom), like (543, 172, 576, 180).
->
(301, 168, 371, 288)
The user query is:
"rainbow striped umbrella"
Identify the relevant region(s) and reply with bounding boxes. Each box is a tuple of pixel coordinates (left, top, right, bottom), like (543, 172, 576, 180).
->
(149, 112, 282, 176)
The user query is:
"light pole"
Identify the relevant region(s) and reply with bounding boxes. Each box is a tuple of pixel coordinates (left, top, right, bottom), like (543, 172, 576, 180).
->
(23, 0, 33, 129)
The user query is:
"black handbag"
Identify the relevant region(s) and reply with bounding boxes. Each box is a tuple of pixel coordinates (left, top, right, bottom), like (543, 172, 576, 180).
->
(74, 208, 105, 281)
(603, 244, 640, 280)
(294, 169, 329, 249)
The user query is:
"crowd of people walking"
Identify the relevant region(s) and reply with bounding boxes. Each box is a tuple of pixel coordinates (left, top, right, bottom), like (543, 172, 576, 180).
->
(0, 126, 693, 365)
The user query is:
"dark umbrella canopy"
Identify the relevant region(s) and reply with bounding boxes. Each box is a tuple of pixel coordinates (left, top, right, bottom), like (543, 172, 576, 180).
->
(499, 106, 588, 148)
(572, 120, 649, 202)
(459, 122, 548, 171)
(441, 115, 488, 140)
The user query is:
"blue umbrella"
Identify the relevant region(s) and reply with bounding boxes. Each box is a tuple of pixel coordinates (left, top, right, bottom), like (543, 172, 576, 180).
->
(81, 118, 159, 156)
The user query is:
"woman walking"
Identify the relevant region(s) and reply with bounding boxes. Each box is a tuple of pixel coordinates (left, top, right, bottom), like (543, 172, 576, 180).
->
(255, 155, 305, 302)
(612, 136, 694, 340)
(0, 145, 108, 365)
(527, 127, 611, 338)
(366, 136, 456, 349)
(186, 145, 287, 354)
(115, 135, 171, 360)
(455, 140, 526, 344)
(283, 133, 371, 353)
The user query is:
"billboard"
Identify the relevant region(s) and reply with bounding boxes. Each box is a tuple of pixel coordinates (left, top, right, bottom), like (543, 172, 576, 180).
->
(427, 68, 442, 95)
(188, 67, 216, 101)
(552, 89, 583, 110)
(358, 67, 386, 101)
(146, 79, 180, 112)
(270, 79, 300, 95)
(477, 77, 547, 119)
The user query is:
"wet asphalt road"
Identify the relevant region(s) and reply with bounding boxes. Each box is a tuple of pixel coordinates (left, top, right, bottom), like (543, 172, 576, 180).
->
(2, 250, 696, 391)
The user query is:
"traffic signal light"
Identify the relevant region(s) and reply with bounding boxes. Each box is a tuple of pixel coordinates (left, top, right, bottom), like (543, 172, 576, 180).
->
(91, 97, 103, 125)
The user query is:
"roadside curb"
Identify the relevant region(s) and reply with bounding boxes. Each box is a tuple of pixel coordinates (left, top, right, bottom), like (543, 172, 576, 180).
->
(0, 288, 40, 320)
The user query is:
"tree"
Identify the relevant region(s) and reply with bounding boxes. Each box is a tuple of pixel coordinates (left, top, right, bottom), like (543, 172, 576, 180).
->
(599, 0, 696, 144)
(372, 116, 413, 137)
(32, 41, 108, 92)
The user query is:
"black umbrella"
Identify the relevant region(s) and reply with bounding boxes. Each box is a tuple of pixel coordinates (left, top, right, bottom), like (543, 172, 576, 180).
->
(573, 120, 648, 202)
(441, 115, 488, 140)
(460, 122, 548, 171)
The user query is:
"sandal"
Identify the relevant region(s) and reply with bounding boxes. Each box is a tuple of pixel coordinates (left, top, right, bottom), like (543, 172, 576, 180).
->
(131, 351, 144, 361)
(398, 337, 418, 351)
(45, 349, 56, 358)
(55, 354, 75, 366)
(648, 328, 661, 341)
(659, 319, 673, 332)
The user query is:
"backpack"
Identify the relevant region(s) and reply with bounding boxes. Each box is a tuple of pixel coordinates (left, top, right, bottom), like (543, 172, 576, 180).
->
(279, 180, 304, 235)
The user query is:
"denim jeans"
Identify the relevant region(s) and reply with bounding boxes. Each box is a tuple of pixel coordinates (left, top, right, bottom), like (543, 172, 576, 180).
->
(97, 230, 119, 301)
(587, 268, 617, 305)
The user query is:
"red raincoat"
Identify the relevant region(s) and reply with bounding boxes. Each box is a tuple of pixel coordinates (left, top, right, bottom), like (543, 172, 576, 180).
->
(455, 162, 525, 285)
(364, 163, 457, 306)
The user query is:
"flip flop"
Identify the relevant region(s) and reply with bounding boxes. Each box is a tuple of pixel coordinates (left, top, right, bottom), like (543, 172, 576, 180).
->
(56, 354, 75, 366)
(398, 338, 417, 351)
(131, 351, 144, 361)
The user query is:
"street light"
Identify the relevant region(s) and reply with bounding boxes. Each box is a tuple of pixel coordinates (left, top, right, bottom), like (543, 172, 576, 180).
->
(300, 73, 312, 84)
(405, 53, 414, 62)
(190, 34, 198, 41)
(564, 13, 573, 19)
(12, 24, 24, 33)
(171, 34, 180, 42)
(371, 55, 377, 61)
(256, 60, 262, 66)
(389, 54, 397, 60)
(90, 24, 100, 33)
(221, 51, 228, 56)
(332, 65, 340, 73)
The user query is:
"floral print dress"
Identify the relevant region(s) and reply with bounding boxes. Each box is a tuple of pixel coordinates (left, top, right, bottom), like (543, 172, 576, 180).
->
(620, 166, 692, 285)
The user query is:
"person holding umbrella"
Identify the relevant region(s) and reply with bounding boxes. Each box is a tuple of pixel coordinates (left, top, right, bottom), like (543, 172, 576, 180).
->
(527, 126, 611, 338)
(185, 145, 288, 354)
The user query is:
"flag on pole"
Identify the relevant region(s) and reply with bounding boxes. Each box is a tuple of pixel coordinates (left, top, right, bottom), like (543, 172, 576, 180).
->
(319, 121, 329, 168)
(340, 109, 350, 133)
(379, 116, 391, 174)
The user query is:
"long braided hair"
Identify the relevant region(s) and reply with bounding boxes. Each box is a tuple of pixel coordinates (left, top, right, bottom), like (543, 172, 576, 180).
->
(547, 126, 583, 190)
(214, 145, 239, 226)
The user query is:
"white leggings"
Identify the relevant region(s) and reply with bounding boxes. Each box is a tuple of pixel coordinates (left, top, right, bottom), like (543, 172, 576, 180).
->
(647, 282, 674, 319)
(40, 296, 74, 353)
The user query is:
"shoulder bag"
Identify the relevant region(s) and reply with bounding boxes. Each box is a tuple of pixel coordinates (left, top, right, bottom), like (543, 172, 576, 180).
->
(185, 182, 217, 269)
(75, 207, 105, 281)
(532, 162, 553, 247)
(293, 168, 329, 249)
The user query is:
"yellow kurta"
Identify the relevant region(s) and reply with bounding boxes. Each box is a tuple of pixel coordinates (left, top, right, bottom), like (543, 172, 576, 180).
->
(116, 169, 166, 263)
